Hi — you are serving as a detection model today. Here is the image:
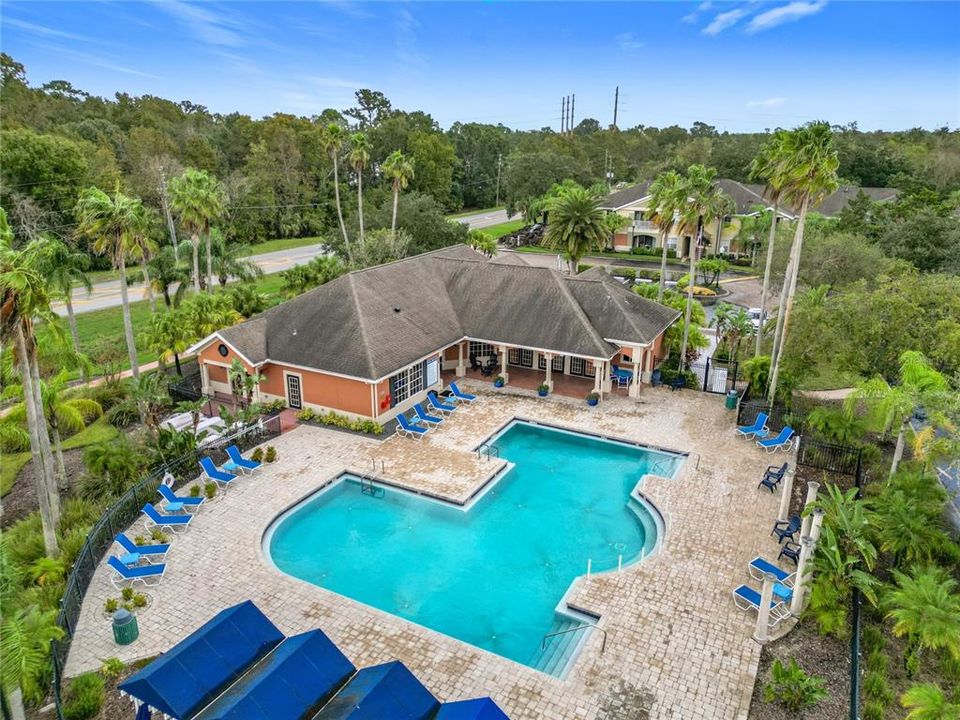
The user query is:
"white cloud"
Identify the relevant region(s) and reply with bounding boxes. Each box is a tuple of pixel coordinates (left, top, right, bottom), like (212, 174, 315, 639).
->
(682, 1, 713, 23)
(746, 97, 787, 109)
(3, 18, 95, 43)
(702, 8, 749, 35)
(745, 0, 827, 34)
(616, 32, 644, 50)
(154, 1, 249, 47)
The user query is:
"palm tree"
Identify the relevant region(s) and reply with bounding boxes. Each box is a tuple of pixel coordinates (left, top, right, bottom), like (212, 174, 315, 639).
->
(846, 351, 951, 478)
(147, 245, 190, 308)
(0, 210, 61, 555)
(181, 292, 242, 339)
(140, 309, 190, 376)
(382, 150, 415, 239)
(766, 122, 839, 403)
(75, 186, 144, 379)
(348, 133, 371, 245)
(322, 123, 352, 262)
(129, 204, 160, 313)
(168, 168, 224, 293)
(210, 233, 263, 287)
(646, 170, 686, 303)
(884, 565, 960, 670)
(708, 192, 736, 258)
(0, 606, 64, 720)
(33, 236, 92, 380)
(540, 186, 609, 274)
(749, 130, 791, 356)
(5, 371, 102, 490)
(901, 683, 960, 720)
(870, 488, 958, 566)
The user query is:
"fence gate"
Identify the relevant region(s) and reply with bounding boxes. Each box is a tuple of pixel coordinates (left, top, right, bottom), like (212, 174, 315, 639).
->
(689, 357, 740, 394)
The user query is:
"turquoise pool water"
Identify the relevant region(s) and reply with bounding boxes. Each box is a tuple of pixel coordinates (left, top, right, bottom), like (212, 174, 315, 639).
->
(266, 421, 683, 669)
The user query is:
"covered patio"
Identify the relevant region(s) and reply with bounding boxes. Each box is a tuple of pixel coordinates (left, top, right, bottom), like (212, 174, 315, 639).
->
(442, 366, 631, 400)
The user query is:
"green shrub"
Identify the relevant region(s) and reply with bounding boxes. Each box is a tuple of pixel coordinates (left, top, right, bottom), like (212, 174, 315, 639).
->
(189, 484, 201, 497)
(659, 367, 697, 389)
(59, 527, 91, 568)
(264, 446, 277, 462)
(121, 587, 134, 602)
(611, 267, 636, 281)
(763, 658, 829, 712)
(105, 402, 138, 428)
(100, 657, 125, 679)
(85, 382, 128, 411)
(866, 649, 888, 674)
(132, 592, 148, 608)
(636, 269, 660, 281)
(251, 447, 264, 462)
(204, 482, 217, 500)
(59, 499, 101, 535)
(861, 700, 884, 720)
(62, 672, 105, 720)
(941, 655, 960, 684)
(864, 670, 893, 705)
(104, 598, 118, 613)
(149, 528, 168, 543)
(1, 514, 46, 568)
(577, 263, 593, 273)
(297, 409, 384, 435)
(862, 625, 885, 654)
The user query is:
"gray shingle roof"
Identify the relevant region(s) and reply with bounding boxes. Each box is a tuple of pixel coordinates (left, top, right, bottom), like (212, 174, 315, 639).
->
(217, 245, 680, 380)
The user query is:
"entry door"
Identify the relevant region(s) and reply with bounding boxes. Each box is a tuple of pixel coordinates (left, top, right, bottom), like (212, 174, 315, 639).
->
(286, 374, 302, 409)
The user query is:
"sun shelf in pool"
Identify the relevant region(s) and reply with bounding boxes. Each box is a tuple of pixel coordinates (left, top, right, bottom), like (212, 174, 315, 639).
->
(265, 421, 683, 674)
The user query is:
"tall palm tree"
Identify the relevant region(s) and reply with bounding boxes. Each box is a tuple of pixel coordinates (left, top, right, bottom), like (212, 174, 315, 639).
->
(708, 192, 736, 258)
(382, 150, 415, 239)
(676, 165, 724, 369)
(210, 233, 263, 287)
(0, 606, 64, 720)
(900, 683, 960, 720)
(75, 186, 144, 379)
(884, 565, 960, 669)
(147, 245, 190, 308)
(128, 204, 160, 313)
(766, 122, 839, 403)
(168, 168, 224, 293)
(749, 129, 791, 357)
(322, 123, 352, 262)
(348, 133, 371, 245)
(846, 351, 951, 478)
(541, 186, 609, 274)
(0, 210, 61, 555)
(33, 236, 92, 380)
(646, 170, 686, 303)
(140, 309, 190, 376)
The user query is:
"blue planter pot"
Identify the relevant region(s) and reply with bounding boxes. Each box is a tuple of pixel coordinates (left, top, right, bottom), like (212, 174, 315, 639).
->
(538, 389, 548, 397)
(494, 380, 505, 388)
(586, 397, 599, 406)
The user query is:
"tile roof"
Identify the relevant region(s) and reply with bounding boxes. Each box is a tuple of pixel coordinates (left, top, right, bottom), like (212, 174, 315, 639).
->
(216, 245, 680, 381)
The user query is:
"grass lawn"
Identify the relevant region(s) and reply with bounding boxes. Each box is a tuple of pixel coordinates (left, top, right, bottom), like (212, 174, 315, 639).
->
(0, 453, 30, 497)
(446, 206, 504, 219)
(797, 364, 864, 392)
(514, 245, 689, 266)
(475, 219, 525, 239)
(241, 236, 324, 256)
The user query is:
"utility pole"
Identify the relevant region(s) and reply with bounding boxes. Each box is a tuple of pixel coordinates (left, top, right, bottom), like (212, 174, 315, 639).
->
(613, 86, 619, 129)
(158, 163, 179, 260)
(570, 94, 575, 134)
(495, 153, 503, 207)
(561, 96, 566, 133)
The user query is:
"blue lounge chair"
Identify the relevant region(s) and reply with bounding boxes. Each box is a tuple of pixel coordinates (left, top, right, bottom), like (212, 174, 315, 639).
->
(396, 413, 428, 439)
(771, 514, 801, 544)
(225, 444, 261, 474)
(757, 426, 795, 452)
(158, 483, 204, 510)
(142, 503, 193, 533)
(114, 532, 169, 559)
(107, 555, 166, 590)
(448, 382, 477, 403)
(199, 456, 239, 488)
(427, 391, 457, 414)
(732, 584, 790, 626)
(748, 557, 795, 586)
(414, 403, 443, 425)
(736, 412, 769, 438)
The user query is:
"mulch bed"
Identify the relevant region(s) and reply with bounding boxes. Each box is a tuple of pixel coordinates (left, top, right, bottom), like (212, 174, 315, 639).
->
(747, 620, 850, 720)
(2, 448, 87, 528)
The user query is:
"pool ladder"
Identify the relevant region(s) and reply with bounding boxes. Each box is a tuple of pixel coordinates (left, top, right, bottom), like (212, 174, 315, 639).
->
(477, 444, 500, 462)
(541, 623, 607, 654)
(360, 460, 386, 498)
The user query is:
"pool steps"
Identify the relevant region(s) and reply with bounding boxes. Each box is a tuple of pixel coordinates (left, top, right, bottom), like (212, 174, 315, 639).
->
(530, 615, 593, 678)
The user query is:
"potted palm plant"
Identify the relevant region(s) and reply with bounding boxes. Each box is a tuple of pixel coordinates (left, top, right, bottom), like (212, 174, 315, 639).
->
(493, 375, 505, 388)
(585, 391, 600, 406)
(537, 383, 549, 397)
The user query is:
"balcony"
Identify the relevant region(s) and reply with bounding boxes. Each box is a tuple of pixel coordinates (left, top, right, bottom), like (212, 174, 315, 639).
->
(630, 220, 656, 233)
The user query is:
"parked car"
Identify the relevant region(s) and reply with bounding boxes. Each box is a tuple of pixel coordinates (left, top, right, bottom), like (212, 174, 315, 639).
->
(747, 307, 763, 330)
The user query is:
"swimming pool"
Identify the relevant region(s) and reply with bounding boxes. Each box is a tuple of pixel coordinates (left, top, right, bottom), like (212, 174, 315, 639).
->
(265, 420, 684, 674)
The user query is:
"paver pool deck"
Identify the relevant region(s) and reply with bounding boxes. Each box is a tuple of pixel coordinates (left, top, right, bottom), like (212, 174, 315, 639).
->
(66, 382, 795, 719)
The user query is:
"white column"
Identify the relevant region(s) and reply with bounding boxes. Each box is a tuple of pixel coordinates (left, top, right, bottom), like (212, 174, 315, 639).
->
(790, 536, 815, 616)
(593, 361, 603, 395)
(642, 347, 655, 383)
(629, 356, 642, 399)
(809, 508, 825, 544)
(456, 342, 466, 377)
(544, 353, 554, 392)
(200, 362, 211, 395)
(777, 469, 796, 523)
(500, 345, 509, 383)
(799, 481, 820, 538)
(601, 359, 613, 393)
(753, 573, 777, 643)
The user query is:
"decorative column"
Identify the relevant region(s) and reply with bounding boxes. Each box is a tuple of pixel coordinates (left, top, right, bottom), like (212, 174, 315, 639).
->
(544, 353, 554, 392)
(629, 355, 642, 399)
(456, 342, 466, 377)
(642, 347, 655, 383)
(593, 362, 603, 397)
(499, 345, 509, 383)
(809, 508, 826, 544)
(790, 536, 816, 616)
(601, 359, 613, 393)
(200, 362, 211, 395)
(799, 481, 820, 538)
(753, 572, 777, 643)
(777, 468, 796, 523)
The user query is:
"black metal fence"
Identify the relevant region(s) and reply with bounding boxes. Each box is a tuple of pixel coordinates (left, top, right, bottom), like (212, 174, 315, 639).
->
(168, 369, 203, 402)
(797, 438, 864, 478)
(687, 357, 746, 395)
(736, 399, 793, 432)
(50, 416, 281, 719)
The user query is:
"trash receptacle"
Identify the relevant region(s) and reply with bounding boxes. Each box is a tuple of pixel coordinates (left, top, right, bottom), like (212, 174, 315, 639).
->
(725, 390, 738, 410)
(112, 609, 139, 645)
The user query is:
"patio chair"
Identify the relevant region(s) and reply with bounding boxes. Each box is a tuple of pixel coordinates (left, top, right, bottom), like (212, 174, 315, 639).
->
(414, 403, 443, 425)
(732, 585, 790, 626)
(107, 556, 166, 590)
(158, 483, 204, 510)
(758, 472, 781, 493)
(114, 532, 169, 558)
(199, 456, 239, 488)
(757, 426, 795, 453)
(449, 382, 477, 403)
(225, 444, 262, 474)
(396, 413, 428, 439)
(469, 353, 481, 372)
(427, 391, 457, 414)
(748, 557, 796, 586)
(611, 364, 633, 383)
(778, 541, 802, 566)
(736, 412, 769, 439)
(669, 376, 685, 392)
(771, 514, 801, 544)
(764, 462, 788, 481)
(142, 503, 193, 533)
(480, 361, 495, 377)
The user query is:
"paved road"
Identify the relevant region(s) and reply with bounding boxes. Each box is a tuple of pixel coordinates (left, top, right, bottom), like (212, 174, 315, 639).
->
(54, 210, 513, 316)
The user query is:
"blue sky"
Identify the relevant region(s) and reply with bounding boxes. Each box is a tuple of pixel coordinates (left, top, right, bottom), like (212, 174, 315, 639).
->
(2, 1, 958, 132)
